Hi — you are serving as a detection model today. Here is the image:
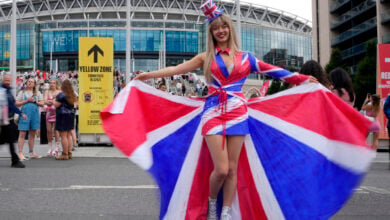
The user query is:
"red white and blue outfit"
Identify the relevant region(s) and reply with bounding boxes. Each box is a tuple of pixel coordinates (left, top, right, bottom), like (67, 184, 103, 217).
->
(202, 47, 309, 137)
(101, 1, 376, 219)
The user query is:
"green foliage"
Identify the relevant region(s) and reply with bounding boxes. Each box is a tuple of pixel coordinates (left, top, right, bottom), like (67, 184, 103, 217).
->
(267, 80, 281, 95)
(325, 48, 347, 73)
(353, 40, 377, 109)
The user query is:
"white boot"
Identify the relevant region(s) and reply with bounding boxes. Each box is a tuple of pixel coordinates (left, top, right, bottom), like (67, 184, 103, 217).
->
(221, 206, 232, 220)
(207, 197, 217, 220)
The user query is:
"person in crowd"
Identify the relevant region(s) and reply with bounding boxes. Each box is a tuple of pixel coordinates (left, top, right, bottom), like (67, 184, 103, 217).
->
(300, 60, 331, 89)
(181, 83, 187, 96)
(329, 67, 355, 106)
(158, 83, 167, 92)
(362, 94, 381, 150)
(54, 79, 77, 160)
(383, 94, 390, 168)
(16, 77, 44, 160)
(134, 2, 317, 218)
(44, 78, 60, 156)
(0, 74, 27, 168)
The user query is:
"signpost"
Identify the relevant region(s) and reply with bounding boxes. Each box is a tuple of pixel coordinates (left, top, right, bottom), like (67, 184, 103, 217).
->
(79, 37, 113, 143)
(377, 44, 390, 140)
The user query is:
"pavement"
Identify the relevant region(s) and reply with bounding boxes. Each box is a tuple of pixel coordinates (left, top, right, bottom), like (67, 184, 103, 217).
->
(1, 139, 390, 163)
(0, 139, 126, 159)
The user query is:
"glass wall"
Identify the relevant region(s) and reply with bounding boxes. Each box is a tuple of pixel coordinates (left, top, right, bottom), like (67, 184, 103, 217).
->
(42, 29, 198, 53)
(0, 23, 34, 69)
(241, 24, 312, 67)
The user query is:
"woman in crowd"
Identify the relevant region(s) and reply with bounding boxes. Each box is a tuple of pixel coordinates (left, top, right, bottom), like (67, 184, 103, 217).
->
(16, 78, 44, 160)
(54, 79, 77, 160)
(362, 94, 381, 150)
(329, 67, 355, 106)
(44, 78, 60, 156)
(300, 60, 331, 89)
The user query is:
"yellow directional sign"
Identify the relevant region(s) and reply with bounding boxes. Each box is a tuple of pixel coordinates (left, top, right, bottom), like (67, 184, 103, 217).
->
(79, 37, 113, 134)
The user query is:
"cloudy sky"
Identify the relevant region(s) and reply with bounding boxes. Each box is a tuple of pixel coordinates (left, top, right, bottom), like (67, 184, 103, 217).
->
(223, 0, 313, 22)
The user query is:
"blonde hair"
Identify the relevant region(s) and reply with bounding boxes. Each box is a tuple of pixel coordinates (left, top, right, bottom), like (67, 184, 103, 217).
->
(203, 14, 240, 83)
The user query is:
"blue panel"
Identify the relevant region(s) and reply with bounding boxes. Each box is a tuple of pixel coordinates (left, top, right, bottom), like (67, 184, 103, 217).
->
(248, 117, 363, 219)
(148, 114, 202, 219)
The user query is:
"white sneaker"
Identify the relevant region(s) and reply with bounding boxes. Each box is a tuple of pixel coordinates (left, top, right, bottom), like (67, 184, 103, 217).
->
(221, 206, 232, 220)
(207, 197, 217, 220)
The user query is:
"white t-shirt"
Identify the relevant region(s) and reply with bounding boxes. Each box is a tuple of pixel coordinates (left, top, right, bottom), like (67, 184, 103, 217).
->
(16, 90, 43, 102)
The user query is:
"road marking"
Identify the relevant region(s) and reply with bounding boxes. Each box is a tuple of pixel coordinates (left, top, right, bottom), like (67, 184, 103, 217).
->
(360, 186, 390, 195)
(29, 185, 158, 191)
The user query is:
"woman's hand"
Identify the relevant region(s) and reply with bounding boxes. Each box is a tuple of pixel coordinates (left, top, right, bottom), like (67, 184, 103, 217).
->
(27, 96, 35, 102)
(21, 113, 27, 120)
(309, 76, 319, 83)
(133, 73, 150, 81)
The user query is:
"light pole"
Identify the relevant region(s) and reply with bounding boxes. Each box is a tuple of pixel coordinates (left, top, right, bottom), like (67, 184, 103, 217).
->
(236, 0, 241, 47)
(10, 0, 17, 96)
(126, 0, 131, 83)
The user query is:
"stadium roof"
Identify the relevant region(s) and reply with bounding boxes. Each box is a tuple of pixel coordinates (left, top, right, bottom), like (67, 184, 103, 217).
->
(0, 0, 312, 34)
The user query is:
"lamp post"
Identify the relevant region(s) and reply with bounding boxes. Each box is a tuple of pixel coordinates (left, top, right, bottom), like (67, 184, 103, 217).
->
(10, 0, 17, 96)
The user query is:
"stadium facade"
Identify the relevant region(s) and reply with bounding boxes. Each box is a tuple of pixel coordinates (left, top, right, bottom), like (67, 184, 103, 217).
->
(0, 0, 312, 79)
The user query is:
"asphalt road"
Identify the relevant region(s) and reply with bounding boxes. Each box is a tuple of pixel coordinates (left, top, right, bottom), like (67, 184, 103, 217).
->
(0, 157, 389, 220)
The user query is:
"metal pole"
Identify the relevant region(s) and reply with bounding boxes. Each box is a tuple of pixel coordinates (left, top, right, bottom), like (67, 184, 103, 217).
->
(33, 28, 36, 71)
(10, 0, 17, 96)
(235, 0, 241, 48)
(126, 0, 131, 83)
(87, 14, 90, 37)
(50, 41, 53, 74)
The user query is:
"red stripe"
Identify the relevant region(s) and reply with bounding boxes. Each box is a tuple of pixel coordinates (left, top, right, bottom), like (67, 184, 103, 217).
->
(101, 87, 198, 156)
(237, 145, 268, 219)
(248, 90, 371, 147)
(283, 74, 310, 85)
(185, 140, 213, 220)
(201, 104, 247, 134)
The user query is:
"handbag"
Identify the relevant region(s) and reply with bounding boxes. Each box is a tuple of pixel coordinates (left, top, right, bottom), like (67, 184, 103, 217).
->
(14, 114, 19, 125)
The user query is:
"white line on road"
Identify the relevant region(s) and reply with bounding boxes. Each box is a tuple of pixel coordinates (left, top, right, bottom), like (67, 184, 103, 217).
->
(360, 186, 390, 195)
(29, 185, 158, 191)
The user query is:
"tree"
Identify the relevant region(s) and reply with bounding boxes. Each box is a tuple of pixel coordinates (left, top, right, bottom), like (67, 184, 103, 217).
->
(353, 39, 377, 109)
(267, 80, 281, 95)
(325, 48, 346, 74)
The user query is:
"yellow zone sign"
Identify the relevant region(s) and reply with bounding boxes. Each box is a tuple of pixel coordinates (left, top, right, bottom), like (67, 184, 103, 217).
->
(79, 37, 113, 134)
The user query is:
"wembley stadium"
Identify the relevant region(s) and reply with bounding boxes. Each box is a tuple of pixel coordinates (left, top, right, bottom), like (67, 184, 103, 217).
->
(0, 0, 312, 79)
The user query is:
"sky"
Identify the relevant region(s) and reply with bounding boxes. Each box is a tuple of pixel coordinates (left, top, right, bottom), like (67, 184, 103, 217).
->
(225, 0, 313, 22)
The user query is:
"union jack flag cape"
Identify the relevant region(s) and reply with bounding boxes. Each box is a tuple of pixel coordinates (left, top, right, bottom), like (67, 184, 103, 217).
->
(101, 80, 375, 219)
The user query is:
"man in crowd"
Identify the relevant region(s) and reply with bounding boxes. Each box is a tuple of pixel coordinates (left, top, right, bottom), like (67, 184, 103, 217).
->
(0, 74, 27, 168)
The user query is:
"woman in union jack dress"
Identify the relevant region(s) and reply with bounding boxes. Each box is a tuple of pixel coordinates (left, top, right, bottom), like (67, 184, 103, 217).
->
(134, 1, 316, 219)
(102, 0, 375, 219)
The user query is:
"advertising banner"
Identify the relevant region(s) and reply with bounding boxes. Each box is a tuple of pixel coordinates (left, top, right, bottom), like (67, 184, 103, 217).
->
(79, 37, 113, 133)
(377, 44, 390, 139)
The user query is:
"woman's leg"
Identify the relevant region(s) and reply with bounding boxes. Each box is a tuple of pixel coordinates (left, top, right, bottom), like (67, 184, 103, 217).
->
(373, 132, 379, 150)
(222, 135, 245, 207)
(28, 130, 41, 158)
(28, 130, 36, 152)
(17, 131, 27, 159)
(70, 129, 77, 150)
(46, 122, 53, 153)
(56, 131, 69, 160)
(205, 135, 229, 199)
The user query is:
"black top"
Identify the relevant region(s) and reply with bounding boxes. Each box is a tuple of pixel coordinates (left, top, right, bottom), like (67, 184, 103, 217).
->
(56, 92, 75, 115)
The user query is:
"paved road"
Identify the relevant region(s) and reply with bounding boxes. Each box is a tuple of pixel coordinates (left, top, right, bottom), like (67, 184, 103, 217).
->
(0, 146, 389, 219)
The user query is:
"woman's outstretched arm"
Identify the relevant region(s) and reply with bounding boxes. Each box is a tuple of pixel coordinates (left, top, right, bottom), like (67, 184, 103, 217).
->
(134, 53, 205, 81)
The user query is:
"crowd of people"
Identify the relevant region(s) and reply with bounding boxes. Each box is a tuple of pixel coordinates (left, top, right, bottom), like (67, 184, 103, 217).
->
(0, 71, 79, 168)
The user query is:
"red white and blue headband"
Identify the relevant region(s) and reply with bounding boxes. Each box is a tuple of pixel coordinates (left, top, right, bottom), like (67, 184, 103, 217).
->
(200, 0, 224, 24)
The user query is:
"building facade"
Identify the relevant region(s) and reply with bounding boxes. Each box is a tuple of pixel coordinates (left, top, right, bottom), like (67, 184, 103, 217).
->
(0, 0, 312, 79)
(312, 0, 390, 72)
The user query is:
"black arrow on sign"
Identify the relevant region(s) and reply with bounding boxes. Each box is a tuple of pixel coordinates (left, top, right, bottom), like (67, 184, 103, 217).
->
(88, 45, 104, 63)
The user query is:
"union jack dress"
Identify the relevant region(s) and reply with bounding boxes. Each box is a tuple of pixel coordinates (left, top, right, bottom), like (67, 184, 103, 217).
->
(101, 50, 376, 220)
